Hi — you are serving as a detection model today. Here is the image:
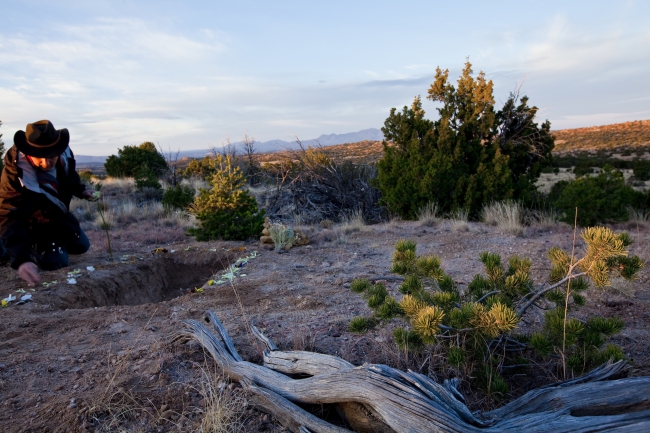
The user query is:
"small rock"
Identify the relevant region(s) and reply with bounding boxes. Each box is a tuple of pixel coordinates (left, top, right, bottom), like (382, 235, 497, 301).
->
(68, 398, 76, 409)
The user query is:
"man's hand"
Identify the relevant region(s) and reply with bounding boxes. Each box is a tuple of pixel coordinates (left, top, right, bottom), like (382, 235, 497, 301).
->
(18, 262, 40, 286)
(82, 189, 99, 202)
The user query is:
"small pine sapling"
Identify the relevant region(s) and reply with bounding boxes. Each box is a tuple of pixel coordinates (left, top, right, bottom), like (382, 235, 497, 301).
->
(189, 154, 265, 241)
(348, 227, 643, 397)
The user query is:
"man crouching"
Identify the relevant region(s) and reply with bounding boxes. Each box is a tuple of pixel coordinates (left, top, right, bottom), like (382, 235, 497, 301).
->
(0, 120, 97, 285)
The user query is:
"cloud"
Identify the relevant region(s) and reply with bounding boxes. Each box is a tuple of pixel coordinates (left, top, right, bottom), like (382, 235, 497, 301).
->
(517, 14, 650, 75)
(359, 76, 431, 88)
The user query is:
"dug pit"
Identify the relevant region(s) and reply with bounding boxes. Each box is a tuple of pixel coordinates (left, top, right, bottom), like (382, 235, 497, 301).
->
(24, 251, 233, 310)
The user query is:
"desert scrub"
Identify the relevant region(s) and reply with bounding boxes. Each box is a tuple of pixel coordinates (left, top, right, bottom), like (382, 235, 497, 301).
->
(551, 165, 641, 226)
(162, 183, 195, 210)
(349, 228, 642, 398)
(189, 154, 265, 241)
(447, 208, 469, 232)
(417, 201, 440, 226)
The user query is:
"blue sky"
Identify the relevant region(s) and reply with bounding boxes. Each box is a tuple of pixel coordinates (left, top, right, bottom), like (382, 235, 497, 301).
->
(1, 0, 649, 155)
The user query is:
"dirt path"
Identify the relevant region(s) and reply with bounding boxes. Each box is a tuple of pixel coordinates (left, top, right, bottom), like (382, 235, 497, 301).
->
(1, 220, 649, 432)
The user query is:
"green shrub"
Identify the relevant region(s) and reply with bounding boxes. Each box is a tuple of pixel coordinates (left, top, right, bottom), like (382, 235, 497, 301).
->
(162, 184, 195, 210)
(188, 154, 265, 241)
(105, 141, 168, 178)
(552, 165, 639, 226)
(633, 160, 650, 181)
(377, 61, 553, 219)
(134, 165, 162, 191)
(573, 163, 594, 177)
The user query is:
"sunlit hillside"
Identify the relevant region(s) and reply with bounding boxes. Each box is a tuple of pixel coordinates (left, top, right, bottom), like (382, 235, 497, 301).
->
(552, 119, 650, 154)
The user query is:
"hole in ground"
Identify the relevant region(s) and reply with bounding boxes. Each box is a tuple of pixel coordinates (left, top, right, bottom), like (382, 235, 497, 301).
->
(45, 252, 232, 309)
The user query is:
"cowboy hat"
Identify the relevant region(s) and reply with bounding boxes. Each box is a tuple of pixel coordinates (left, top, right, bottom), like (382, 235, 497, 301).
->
(14, 120, 70, 158)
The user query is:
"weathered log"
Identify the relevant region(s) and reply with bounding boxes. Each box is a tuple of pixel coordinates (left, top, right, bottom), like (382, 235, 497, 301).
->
(174, 311, 650, 433)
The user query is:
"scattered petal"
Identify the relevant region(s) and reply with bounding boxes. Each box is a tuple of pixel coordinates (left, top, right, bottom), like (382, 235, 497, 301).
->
(170, 250, 176, 253)
(15, 289, 26, 293)
(20, 294, 32, 302)
(3, 294, 16, 303)
(86, 266, 95, 272)
(67, 278, 77, 285)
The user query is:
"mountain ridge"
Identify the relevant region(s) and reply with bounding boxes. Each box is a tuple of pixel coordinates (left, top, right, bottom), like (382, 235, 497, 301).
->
(75, 128, 384, 163)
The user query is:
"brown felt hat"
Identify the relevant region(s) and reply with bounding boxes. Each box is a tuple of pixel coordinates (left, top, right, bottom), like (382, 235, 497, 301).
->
(14, 120, 70, 158)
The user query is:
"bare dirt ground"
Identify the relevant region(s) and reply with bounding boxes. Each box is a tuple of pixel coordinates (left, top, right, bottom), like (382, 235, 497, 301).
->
(1, 219, 650, 432)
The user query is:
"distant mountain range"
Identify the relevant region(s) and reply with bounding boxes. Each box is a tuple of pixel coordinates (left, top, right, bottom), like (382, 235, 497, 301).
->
(75, 128, 385, 163)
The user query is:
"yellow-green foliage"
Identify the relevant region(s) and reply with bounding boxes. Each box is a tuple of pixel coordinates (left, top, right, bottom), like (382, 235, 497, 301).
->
(189, 154, 265, 241)
(348, 230, 642, 392)
(412, 306, 445, 343)
(399, 294, 426, 318)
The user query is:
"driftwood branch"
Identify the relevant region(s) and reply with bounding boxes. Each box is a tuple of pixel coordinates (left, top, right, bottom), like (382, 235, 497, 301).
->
(174, 311, 650, 433)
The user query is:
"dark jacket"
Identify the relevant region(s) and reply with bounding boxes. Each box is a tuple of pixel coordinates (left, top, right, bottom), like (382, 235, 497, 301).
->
(0, 145, 86, 269)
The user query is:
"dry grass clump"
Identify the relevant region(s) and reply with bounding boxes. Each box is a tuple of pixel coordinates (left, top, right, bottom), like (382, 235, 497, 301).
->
(71, 197, 98, 221)
(82, 196, 197, 235)
(448, 209, 469, 232)
(338, 209, 368, 234)
(319, 219, 334, 229)
(481, 201, 525, 236)
(196, 369, 247, 433)
(627, 208, 650, 227)
(160, 210, 198, 229)
(179, 177, 209, 192)
(417, 202, 440, 226)
(94, 208, 114, 230)
(528, 208, 559, 228)
(99, 177, 136, 195)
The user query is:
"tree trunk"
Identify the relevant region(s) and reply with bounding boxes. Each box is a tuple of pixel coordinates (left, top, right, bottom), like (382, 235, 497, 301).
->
(173, 311, 650, 433)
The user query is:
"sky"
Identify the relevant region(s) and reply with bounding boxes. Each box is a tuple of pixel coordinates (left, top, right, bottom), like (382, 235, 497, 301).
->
(1, 0, 649, 156)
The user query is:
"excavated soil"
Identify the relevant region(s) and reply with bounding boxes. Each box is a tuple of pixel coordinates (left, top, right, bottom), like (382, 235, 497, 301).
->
(1, 220, 650, 432)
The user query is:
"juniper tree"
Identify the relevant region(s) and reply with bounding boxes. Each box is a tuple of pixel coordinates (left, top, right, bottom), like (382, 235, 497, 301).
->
(377, 62, 554, 219)
(104, 141, 168, 178)
(350, 227, 642, 396)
